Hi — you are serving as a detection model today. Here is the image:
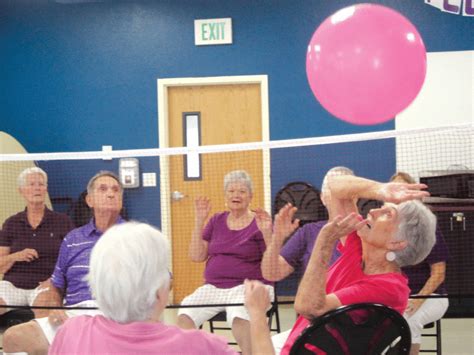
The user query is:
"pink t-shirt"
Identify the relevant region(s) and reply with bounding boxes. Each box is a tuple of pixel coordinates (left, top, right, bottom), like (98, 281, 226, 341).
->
(281, 232, 409, 355)
(49, 315, 238, 355)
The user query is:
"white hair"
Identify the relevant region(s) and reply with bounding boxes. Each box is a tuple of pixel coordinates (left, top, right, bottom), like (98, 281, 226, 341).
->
(17, 167, 48, 187)
(87, 170, 122, 194)
(393, 200, 437, 267)
(88, 222, 171, 323)
(321, 166, 354, 195)
(223, 170, 253, 194)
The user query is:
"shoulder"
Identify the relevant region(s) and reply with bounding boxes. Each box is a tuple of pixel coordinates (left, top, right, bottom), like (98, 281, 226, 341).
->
(63, 223, 91, 243)
(47, 209, 72, 222)
(2, 211, 25, 227)
(174, 327, 235, 352)
(302, 220, 327, 233)
(208, 212, 228, 224)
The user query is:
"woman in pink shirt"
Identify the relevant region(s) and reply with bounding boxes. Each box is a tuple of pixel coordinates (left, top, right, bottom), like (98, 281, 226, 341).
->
(49, 222, 239, 355)
(251, 174, 437, 355)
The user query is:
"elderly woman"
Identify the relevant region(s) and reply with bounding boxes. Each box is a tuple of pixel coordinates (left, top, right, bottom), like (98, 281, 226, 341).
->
(177, 170, 273, 355)
(0, 167, 74, 318)
(49, 222, 239, 354)
(391, 172, 449, 355)
(261, 174, 437, 355)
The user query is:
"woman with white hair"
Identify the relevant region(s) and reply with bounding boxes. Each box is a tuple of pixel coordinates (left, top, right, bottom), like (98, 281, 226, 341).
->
(0, 167, 74, 318)
(49, 222, 238, 354)
(177, 170, 273, 355)
(269, 174, 438, 354)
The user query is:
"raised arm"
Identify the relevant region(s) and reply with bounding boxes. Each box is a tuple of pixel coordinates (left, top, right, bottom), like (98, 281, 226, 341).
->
(294, 213, 367, 318)
(188, 197, 210, 262)
(244, 279, 275, 355)
(260, 205, 299, 281)
(328, 175, 429, 203)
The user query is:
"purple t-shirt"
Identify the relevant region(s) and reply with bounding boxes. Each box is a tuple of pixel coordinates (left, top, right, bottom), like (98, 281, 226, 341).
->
(280, 221, 341, 272)
(51, 217, 124, 305)
(402, 227, 449, 294)
(203, 211, 269, 288)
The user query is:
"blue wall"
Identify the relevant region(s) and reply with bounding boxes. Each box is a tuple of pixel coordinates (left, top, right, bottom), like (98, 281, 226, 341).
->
(1, 0, 472, 228)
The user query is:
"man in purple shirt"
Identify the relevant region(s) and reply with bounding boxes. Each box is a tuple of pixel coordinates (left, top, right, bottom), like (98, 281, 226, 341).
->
(3, 171, 124, 355)
(261, 166, 355, 353)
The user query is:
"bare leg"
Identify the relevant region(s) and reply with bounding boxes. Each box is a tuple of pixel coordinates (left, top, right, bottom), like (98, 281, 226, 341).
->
(177, 314, 197, 329)
(31, 291, 56, 318)
(3, 320, 49, 355)
(232, 317, 251, 355)
(410, 343, 421, 355)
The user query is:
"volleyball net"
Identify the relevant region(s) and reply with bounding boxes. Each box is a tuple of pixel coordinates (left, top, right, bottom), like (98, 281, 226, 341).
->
(0, 123, 472, 314)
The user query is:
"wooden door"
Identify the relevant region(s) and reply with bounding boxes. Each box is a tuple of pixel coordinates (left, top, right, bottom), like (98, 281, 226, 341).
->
(167, 84, 264, 303)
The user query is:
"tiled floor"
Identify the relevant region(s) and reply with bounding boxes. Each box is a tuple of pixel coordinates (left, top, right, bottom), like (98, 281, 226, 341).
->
(1, 305, 473, 354)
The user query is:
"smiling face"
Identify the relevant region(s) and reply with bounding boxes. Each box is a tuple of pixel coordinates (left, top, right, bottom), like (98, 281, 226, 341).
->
(359, 203, 400, 248)
(19, 173, 47, 206)
(225, 181, 252, 212)
(86, 176, 123, 214)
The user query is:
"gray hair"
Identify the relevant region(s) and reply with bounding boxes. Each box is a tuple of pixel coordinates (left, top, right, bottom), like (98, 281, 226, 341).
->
(321, 166, 354, 194)
(88, 222, 171, 323)
(17, 167, 48, 187)
(393, 200, 437, 267)
(223, 170, 253, 194)
(87, 171, 122, 195)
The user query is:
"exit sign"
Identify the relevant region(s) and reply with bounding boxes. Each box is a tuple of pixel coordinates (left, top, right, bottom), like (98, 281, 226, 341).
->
(194, 18, 232, 46)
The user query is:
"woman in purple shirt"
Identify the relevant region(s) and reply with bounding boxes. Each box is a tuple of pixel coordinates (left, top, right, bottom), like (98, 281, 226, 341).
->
(177, 170, 273, 355)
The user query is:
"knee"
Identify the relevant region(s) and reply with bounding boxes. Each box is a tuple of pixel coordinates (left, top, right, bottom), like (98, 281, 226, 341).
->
(3, 321, 42, 352)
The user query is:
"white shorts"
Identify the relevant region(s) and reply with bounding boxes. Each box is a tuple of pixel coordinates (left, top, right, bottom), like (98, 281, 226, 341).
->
(404, 295, 449, 344)
(34, 300, 102, 344)
(272, 329, 291, 354)
(178, 284, 274, 328)
(0, 280, 49, 308)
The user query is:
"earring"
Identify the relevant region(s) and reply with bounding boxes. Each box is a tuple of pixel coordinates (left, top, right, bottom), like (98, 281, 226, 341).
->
(385, 251, 396, 262)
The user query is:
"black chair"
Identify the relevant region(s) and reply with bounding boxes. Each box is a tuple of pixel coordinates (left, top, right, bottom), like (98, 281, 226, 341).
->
(290, 303, 411, 355)
(206, 294, 281, 346)
(273, 182, 327, 226)
(0, 309, 35, 329)
(420, 320, 442, 354)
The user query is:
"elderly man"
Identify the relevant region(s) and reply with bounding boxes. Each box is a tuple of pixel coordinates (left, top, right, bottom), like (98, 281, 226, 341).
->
(0, 167, 74, 318)
(2, 171, 125, 355)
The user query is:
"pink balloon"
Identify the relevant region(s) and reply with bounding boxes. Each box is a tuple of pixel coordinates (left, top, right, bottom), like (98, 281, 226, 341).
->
(306, 4, 427, 125)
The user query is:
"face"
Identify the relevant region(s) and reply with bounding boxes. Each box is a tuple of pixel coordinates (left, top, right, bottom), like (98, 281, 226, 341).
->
(225, 181, 252, 212)
(359, 203, 399, 247)
(86, 176, 123, 214)
(20, 173, 47, 205)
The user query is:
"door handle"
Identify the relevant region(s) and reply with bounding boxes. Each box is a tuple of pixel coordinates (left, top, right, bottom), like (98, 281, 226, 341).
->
(171, 190, 187, 202)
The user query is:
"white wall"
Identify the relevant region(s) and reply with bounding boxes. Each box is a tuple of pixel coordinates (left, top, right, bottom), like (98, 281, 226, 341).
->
(395, 50, 473, 181)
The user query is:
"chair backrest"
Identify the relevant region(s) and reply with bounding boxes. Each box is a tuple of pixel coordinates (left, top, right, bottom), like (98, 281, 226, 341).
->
(290, 303, 411, 355)
(273, 182, 327, 225)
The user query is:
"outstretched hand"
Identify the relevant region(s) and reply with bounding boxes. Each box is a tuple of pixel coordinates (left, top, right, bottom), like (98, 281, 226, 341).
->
(273, 204, 300, 243)
(319, 213, 367, 242)
(378, 182, 429, 203)
(244, 279, 270, 317)
(194, 196, 211, 224)
(255, 208, 272, 237)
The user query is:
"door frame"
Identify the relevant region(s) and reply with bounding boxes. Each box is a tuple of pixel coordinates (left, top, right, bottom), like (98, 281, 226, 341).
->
(157, 75, 271, 267)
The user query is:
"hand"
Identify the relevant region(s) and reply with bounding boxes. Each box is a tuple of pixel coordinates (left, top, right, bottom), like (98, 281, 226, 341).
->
(405, 298, 424, 317)
(14, 248, 39, 262)
(255, 208, 272, 237)
(273, 204, 300, 243)
(194, 196, 211, 224)
(319, 213, 367, 242)
(378, 182, 430, 204)
(48, 309, 68, 326)
(37, 278, 52, 291)
(244, 279, 270, 317)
